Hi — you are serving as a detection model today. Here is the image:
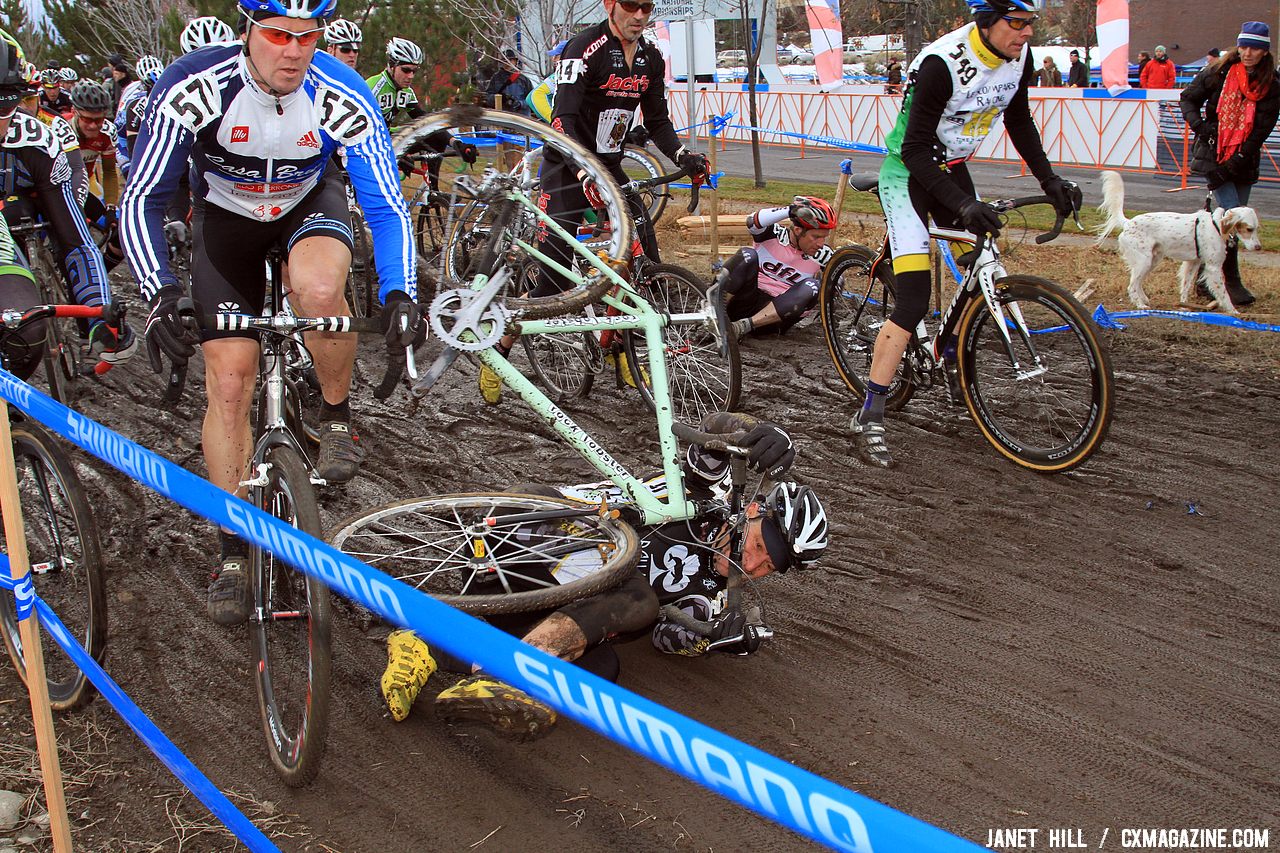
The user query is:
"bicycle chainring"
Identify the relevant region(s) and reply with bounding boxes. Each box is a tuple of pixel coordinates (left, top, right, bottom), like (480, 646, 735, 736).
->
(429, 288, 509, 351)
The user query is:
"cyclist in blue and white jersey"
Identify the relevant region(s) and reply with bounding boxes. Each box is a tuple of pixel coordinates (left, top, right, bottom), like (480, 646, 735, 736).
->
(114, 55, 164, 176)
(849, 0, 1081, 469)
(120, 0, 422, 627)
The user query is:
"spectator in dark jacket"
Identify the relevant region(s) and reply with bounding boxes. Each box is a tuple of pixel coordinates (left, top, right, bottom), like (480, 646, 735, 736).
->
(1140, 44, 1177, 88)
(884, 58, 902, 94)
(1035, 56, 1062, 87)
(1180, 21, 1280, 306)
(1067, 50, 1088, 87)
(486, 49, 533, 117)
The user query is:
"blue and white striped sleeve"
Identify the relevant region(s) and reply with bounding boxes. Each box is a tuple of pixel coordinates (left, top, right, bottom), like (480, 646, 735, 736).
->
(315, 60, 416, 303)
(119, 73, 201, 301)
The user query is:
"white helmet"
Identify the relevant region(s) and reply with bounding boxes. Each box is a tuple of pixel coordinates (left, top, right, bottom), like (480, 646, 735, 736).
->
(135, 55, 164, 87)
(181, 16, 237, 53)
(324, 18, 363, 46)
(58, 67, 78, 83)
(763, 483, 828, 569)
(386, 37, 422, 66)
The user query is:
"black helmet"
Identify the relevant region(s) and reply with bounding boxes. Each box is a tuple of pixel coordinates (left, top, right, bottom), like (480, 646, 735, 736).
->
(0, 31, 27, 109)
(70, 80, 112, 111)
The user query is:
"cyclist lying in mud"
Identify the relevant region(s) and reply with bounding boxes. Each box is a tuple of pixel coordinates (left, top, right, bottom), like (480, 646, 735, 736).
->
(379, 412, 829, 741)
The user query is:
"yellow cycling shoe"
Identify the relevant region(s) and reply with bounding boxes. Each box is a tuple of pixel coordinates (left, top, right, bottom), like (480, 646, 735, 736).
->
(606, 351, 649, 390)
(381, 629, 438, 722)
(478, 363, 502, 405)
(435, 675, 557, 742)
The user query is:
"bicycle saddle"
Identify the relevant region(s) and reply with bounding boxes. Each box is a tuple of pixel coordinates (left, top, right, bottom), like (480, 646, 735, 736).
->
(847, 174, 880, 192)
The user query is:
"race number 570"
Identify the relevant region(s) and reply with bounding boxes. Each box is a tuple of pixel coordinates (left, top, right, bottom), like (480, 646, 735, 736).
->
(161, 76, 220, 131)
(318, 88, 371, 144)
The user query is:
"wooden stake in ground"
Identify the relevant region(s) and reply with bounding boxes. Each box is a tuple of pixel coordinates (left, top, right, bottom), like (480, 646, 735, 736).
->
(0, 403, 74, 852)
(706, 118, 719, 262)
(830, 167, 849, 241)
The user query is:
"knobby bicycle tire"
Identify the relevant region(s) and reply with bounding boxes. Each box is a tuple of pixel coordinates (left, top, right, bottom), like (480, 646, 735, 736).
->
(412, 185, 450, 260)
(955, 274, 1114, 473)
(620, 146, 668, 223)
(818, 243, 915, 410)
(27, 242, 77, 407)
(522, 331, 597, 402)
(248, 444, 331, 787)
(329, 493, 640, 617)
(0, 422, 106, 712)
(345, 214, 373, 319)
(393, 107, 632, 321)
(625, 264, 741, 424)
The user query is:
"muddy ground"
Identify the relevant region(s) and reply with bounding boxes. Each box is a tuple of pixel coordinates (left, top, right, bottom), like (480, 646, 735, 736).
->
(0, 232, 1278, 852)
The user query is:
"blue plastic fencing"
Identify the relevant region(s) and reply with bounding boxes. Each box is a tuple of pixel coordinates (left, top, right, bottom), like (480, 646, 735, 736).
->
(0, 367, 986, 853)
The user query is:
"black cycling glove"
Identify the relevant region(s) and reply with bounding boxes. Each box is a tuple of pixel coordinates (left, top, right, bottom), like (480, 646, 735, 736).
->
(381, 290, 427, 349)
(452, 138, 478, 164)
(676, 148, 710, 180)
(144, 285, 198, 374)
(705, 609, 764, 655)
(958, 199, 1002, 237)
(1041, 175, 1083, 218)
(741, 422, 795, 478)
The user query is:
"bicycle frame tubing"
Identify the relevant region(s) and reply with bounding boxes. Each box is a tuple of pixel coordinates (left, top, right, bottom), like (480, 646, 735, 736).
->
(457, 202, 705, 526)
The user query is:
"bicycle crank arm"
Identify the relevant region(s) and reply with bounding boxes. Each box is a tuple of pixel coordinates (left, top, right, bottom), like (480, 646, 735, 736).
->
(410, 348, 460, 398)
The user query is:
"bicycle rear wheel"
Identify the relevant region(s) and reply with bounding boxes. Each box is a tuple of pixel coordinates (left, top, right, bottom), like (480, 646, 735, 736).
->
(412, 186, 449, 260)
(0, 422, 106, 712)
(955, 275, 1114, 473)
(818, 243, 914, 410)
(329, 493, 640, 617)
(626, 264, 740, 423)
(394, 107, 632, 320)
(248, 444, 330, 787)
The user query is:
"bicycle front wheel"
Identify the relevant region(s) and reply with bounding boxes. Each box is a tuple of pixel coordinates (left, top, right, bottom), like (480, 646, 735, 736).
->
(620, 146, 668, 223)
(329, 493, 640, 616)
(28, 243, 77, 407)
(626, 264, 740, 423)
(955, 275, 1114, 473)
(0, 422, 106, 712)
(818, 244, 914, 410)
(248, 444, 331, 787)
(522, 331, 597, 402)
(345, 213, 373, 319)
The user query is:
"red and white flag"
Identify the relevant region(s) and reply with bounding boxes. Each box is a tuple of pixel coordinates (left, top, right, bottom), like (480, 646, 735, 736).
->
(1097, 0, 1130, 93)
(805, 0, 844, 88)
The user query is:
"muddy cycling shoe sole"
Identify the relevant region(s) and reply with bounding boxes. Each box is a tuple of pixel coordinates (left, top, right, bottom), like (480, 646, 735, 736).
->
(435, 676, 557, 742)
(850, 417, 895, 469)
(207, 559, 251, 626)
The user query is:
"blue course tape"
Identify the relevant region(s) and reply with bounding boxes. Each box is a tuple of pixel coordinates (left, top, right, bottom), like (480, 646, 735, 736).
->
(727, 125, 888, 155)
(12, 572, 34, 621)
(1093, 304, 1280, 332)
(0, 370, 984, 853)
(0, 561, 280, 853)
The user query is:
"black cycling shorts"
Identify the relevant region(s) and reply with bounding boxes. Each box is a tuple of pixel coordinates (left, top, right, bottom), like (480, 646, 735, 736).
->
(191, 163, 352, 340)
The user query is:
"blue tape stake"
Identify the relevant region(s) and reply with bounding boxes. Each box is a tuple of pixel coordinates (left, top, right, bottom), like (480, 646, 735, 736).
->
(0, 371, 986, 853)
(0, 561, 280, 853)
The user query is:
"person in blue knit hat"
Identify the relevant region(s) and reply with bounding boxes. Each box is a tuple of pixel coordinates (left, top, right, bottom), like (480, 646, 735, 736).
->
(1180, 21, 1280, 307)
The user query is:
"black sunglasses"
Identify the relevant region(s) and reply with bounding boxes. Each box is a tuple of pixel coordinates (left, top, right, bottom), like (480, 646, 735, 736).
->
(337, 45, 359, 54)
(619, 0, 655, 13)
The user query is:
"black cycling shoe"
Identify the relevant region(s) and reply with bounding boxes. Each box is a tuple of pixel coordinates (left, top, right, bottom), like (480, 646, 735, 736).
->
(316, 420, 365, 484)
(208, 558, 251, 626)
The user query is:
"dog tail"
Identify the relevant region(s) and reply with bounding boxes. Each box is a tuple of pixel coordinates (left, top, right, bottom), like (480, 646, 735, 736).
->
(1095, 170, 1129, 244)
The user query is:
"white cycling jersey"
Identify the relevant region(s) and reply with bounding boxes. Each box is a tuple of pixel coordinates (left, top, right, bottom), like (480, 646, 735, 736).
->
(120, 46, 413, 301)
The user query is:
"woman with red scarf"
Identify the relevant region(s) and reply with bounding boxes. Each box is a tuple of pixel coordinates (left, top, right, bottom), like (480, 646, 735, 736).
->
(1181, 21, 1280, 307)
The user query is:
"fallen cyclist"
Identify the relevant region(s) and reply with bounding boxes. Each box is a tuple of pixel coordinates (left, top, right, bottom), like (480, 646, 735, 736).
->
(379, 414, 829, 741)
(717, 196, 836, 339)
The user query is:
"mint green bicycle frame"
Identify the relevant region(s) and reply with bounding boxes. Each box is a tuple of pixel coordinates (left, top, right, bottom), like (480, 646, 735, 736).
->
(446, 187, 718, 527)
